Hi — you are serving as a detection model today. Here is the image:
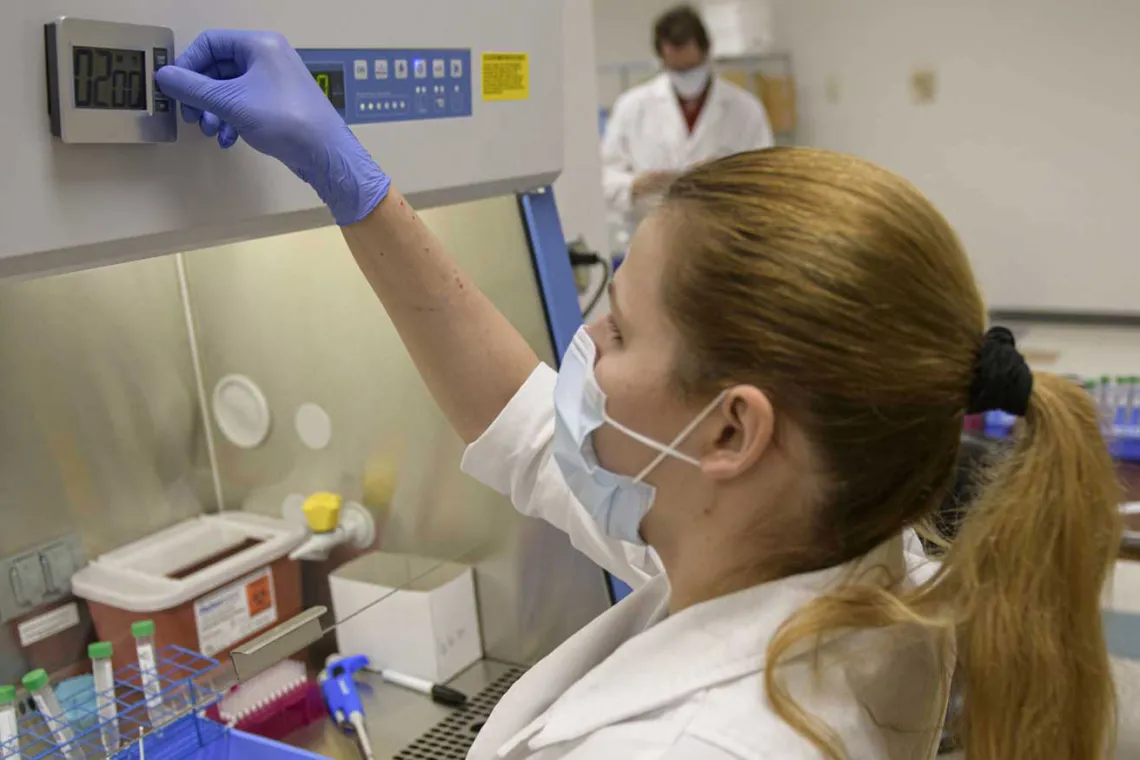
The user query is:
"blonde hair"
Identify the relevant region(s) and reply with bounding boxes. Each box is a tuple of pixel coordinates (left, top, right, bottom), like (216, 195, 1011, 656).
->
(661, 147, 1123, 759)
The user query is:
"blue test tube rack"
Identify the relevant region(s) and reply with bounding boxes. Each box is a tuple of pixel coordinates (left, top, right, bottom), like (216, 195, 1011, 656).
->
(1, 646, 227, 760)
(983, 411, 1140, 462)
(1112, 429, 1140, 462)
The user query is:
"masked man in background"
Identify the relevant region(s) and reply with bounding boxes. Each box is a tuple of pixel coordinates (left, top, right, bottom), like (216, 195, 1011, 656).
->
(601, 5, 774, 251)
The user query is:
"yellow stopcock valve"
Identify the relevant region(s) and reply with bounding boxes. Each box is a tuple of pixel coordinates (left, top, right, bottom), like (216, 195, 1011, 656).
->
(303, 492, 343, 533)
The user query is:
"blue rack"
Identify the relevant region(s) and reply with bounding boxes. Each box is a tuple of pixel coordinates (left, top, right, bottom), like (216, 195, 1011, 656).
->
(1111, 429, 1140, 462)
(983, 411, 1140, 461)
(2, 646, 244, 760)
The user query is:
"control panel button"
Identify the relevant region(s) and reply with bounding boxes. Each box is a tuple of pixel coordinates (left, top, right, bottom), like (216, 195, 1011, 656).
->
(414, 59, 427, 79)
(450, 59, 463, 78)
(395, 59, 409, 79)
(354, 60, 368, 80)
(153, 47, 172, 115)
(374, 60, 389, 79)
(40, 543, 75, 595)
(432, 59, 445, 78)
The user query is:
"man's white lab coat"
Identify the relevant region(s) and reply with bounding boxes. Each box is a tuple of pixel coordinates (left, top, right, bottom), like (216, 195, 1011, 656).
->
(460, 364, 952, 760)
(601, 73, 775, 248)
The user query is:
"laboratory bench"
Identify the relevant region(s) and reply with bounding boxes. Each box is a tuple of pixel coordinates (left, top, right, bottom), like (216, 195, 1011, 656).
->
(287, 659, 973, 759)
(286, 659, 525, 760)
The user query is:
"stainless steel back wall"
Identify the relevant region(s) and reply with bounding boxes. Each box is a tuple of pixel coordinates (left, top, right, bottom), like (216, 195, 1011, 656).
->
(182, 195, 610, 666)
(0, 255, 213, 682)
(0, 256, 210, 557)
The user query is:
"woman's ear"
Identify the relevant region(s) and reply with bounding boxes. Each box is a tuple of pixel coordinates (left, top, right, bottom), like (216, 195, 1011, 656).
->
(700, 386, 774, 480)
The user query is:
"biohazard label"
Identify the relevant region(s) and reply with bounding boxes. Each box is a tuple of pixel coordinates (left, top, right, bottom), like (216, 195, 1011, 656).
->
(194, 567, 277, 656)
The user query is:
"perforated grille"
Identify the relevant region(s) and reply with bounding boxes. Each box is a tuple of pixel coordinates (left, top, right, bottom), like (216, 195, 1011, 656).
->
(393, 667, 527, 760)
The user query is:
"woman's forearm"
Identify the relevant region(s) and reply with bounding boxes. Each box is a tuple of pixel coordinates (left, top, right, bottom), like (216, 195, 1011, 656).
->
(341, 188, 541, 443)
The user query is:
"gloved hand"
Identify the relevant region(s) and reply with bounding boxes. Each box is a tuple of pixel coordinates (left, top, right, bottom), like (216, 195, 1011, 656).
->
(155, 30, 390, 226)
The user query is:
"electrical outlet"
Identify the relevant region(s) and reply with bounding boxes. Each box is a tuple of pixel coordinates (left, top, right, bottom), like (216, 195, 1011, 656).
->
(0, 534, 85, 624)
(10, 557, 44, 607)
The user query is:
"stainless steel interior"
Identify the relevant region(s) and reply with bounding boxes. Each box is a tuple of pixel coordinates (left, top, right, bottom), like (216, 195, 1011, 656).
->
(180, 195, 609, 666)
(0, 193, 609, 692)
(0, 255, 209, 559)
(0, 256, 212, 683)
(290, 659, 525, 760)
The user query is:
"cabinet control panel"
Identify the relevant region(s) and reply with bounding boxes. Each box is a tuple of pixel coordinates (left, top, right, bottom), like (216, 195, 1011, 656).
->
(298, 47, 473, 124)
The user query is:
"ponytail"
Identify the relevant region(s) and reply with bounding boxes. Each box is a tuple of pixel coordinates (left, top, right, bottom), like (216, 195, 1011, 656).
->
(936, 372, 1122, 758)
(660, 149, 1122, 758)
(765, 372, 1123, 759)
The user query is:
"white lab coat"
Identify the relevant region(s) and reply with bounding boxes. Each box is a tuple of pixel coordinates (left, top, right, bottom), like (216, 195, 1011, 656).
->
(461, 364, 953, 760)
(601, 73, 775, 248)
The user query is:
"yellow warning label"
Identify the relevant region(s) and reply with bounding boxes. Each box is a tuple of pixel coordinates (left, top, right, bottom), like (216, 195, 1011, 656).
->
(481, 52, 529, 101)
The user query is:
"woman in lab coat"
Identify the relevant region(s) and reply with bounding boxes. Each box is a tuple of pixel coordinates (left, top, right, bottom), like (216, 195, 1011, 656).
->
(157, 31, 1121, 760)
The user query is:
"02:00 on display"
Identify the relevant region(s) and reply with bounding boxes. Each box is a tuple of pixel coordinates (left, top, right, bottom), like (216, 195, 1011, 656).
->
(73, 46, 147, 110)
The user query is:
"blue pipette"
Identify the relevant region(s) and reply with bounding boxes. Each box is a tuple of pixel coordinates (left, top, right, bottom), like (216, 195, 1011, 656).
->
(319, 655, 374, 760)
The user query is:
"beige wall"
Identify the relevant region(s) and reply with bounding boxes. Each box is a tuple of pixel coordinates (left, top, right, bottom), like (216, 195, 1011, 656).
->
(771, 0, 1140, 316)
(557, 0, 609, 260)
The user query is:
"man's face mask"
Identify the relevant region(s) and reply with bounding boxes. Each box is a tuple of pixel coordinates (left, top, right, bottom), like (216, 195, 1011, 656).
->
(667, 63, 711, 100)
(552, 327, 725, 544)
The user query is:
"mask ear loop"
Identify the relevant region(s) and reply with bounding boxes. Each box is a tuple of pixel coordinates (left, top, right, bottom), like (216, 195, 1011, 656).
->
(603, 391, 728, 482)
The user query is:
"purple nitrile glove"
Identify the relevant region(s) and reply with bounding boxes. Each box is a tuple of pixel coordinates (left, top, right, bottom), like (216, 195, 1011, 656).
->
(155, 30, 390, 226)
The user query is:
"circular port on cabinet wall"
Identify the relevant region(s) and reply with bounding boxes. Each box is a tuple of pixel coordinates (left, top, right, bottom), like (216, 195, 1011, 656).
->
(212, 374, 271, 449)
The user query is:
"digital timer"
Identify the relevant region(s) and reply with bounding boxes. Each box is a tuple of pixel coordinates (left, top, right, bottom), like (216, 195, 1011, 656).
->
(45, 17, 175, 143)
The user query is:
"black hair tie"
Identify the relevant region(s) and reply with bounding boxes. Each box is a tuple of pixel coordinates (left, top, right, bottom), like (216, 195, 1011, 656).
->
(966, 326, 1033, 417)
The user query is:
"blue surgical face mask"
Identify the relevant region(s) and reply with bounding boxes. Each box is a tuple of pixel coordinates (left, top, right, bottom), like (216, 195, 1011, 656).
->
(552, 327, 726, 545)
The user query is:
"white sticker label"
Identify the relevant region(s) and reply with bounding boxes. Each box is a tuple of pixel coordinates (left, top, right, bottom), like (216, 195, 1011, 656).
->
(138, 643, 162, 713)
(17, 603, 80, 647)
(193, 567, 277, 657)
(32, 693, 71, 748)
(0, 706, 18, 749)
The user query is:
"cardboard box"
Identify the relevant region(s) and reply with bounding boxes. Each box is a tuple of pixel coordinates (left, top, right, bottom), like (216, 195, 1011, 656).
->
(720, 70, 797, 136)
(330, 552, 482, 682)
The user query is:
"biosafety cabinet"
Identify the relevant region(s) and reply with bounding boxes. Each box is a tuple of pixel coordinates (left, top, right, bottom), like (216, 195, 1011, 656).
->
(0, 0, 616, 733)
(2, 1, 564, 277)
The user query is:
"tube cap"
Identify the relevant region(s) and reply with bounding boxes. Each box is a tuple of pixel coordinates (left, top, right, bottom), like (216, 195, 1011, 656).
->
(131, 620, 155, 638)
(22, 669, 48, 692)
(0, 685, 15, 704)
(88, 641, 113, 660)
(302, 492, 343, 533)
